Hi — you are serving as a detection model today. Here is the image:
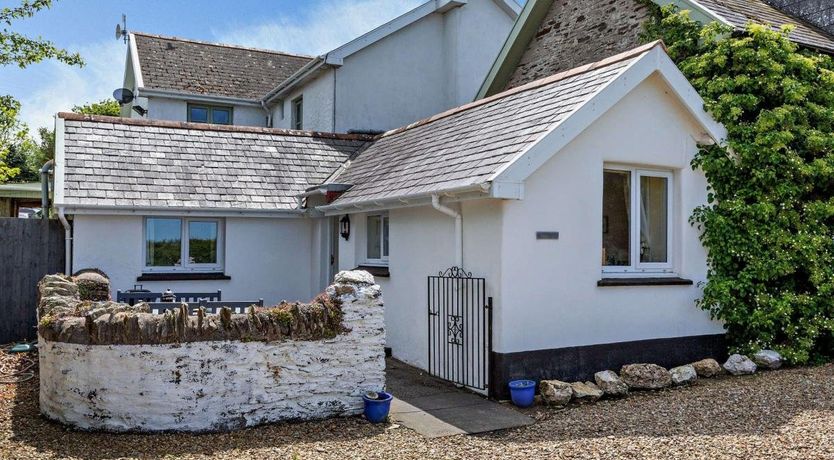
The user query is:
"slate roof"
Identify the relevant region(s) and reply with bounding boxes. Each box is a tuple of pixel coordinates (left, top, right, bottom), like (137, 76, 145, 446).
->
(58, 114, 369, 211)
(133, 33, 313, 100)
(696, 0, 834, 52)
(326, 42, 654, 207)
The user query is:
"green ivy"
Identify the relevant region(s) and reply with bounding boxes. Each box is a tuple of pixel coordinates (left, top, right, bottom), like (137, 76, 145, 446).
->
(644, 6, 834, 364)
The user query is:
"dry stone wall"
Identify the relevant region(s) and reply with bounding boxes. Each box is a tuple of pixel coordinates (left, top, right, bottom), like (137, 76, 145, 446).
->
(506, 0, 653, 89)
(38, 271, 385, 432)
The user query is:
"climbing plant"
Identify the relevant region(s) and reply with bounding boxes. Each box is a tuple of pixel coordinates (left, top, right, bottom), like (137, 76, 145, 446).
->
(643, 6, 834, 364)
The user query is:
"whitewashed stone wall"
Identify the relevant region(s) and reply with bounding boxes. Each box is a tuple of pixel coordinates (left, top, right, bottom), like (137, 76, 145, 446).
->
(39, 273, 385, 432)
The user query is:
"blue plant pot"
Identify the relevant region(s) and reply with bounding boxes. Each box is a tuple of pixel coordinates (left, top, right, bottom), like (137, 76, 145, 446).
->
(508, 380, 536, 408)
(362, 391, 393, 423)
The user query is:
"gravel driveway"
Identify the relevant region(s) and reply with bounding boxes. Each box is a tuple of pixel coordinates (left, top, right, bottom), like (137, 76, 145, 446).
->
(2, 350, 833, 460)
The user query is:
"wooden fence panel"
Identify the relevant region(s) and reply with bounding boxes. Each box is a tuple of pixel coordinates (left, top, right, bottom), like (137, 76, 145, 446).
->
(0, 218, 65, 343)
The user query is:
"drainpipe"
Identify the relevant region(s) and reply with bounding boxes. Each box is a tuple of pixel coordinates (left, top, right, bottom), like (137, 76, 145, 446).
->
(260, 100, 272, 128)
(57, 207, 72, 274)
(431, 195, 462, 268)
(40, 160, 54, 220)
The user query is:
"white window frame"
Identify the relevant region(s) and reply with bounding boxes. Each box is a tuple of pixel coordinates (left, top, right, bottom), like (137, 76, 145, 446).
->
(143, 217, 225, 273)
(365, 213, 389, 266)
(602, 166, 674, 275)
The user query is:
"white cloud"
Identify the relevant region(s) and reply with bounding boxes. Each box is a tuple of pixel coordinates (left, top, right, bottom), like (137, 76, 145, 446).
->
(214, 0, 425, 55)
(12, 39, 125, 134)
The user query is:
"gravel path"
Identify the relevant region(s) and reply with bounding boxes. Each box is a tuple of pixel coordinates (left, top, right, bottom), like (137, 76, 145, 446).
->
(2, 350, 833, 459)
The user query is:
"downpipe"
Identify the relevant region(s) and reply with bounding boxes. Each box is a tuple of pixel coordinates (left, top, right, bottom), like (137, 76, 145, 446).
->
(431, 194, 462, 268)
(57, 207, 72, 275)
(39, 160, 54, 219)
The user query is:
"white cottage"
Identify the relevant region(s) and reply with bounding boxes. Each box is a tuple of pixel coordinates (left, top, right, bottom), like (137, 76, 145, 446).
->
(55, 42, 727, 398)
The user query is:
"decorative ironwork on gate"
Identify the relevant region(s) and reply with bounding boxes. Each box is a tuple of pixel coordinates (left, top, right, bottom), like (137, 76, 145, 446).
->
(428, 266, 492, 392)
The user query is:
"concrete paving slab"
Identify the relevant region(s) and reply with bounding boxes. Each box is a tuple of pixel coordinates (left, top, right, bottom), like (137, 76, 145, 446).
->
(386, 358, 534, 438)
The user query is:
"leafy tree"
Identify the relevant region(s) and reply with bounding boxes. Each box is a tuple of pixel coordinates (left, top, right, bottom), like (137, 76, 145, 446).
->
(644, 6, 834, 363)
(0, 0, 83, 183)
(72, 99, 121, 117)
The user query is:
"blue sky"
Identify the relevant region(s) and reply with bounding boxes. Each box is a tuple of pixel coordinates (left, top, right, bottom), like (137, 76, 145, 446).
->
(0, 0, 426, 131)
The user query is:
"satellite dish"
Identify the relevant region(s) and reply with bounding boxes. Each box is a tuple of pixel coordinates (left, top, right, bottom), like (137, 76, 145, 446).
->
(112, 88, 134, 105)
(115, 24, 122, 40)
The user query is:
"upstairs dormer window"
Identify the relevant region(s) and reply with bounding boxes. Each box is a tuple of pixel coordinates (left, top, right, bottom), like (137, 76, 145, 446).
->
(188, 104, 233, 125)
(291, 96, 303, 130)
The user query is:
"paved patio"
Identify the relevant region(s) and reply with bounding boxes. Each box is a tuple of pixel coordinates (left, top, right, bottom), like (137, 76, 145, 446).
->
(385, 358, 534, 437)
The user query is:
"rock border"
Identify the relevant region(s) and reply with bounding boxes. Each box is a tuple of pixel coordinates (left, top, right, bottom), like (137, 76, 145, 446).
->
(539, 351, 783, 407)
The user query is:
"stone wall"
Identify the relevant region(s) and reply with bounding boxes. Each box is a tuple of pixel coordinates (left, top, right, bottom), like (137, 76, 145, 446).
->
(38, 271, 385, 432)
(506, 0, 654, 89)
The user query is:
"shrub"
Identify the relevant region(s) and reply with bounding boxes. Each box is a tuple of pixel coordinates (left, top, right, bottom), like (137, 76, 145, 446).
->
(644, 6, 834, 363)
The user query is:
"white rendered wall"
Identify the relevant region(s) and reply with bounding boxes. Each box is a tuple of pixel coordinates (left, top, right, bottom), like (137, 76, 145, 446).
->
(270, 0, 515, 134)
(147, 97, 267, 127)
(338, 203, 502, 370)
(272, 71, 336, 132)
(72, 215, 316, 305)
(39, 281, 385, 432)
(497, 74, 724, 354)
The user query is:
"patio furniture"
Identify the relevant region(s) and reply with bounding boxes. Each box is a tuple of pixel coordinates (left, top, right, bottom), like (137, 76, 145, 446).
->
(117, 289, 222, 305)
(199, 299, 264, 314)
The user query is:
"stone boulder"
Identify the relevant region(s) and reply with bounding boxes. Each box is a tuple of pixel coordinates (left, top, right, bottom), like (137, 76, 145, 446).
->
(594, 370, 628, 396)
(334, 270, 375, 285)
(691, 358, 722, 378)
(540, 379, 572, 406)
(723, 354, 757, 375)
(73, 269, 111, 302)
(753, 350, 783, 370)
(670, 365, 697, 386)
(570, 381, 603, 403)
(620, 363, 672, 390)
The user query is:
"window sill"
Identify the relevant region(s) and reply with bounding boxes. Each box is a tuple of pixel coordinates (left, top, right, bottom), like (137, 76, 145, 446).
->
(137, 272, 231, 281)
(597, 277, 693, 287)
(355, 265, 390, 278)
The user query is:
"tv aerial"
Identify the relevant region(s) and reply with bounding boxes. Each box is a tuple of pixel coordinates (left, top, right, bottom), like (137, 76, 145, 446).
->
(115, 14, 128, 43)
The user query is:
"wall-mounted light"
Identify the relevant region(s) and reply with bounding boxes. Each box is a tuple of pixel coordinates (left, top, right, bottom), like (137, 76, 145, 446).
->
(340, 215, 350, 241)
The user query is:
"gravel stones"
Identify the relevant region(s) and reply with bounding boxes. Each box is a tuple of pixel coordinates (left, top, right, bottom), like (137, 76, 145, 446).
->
(723, 354, 757, 375)
(670, 365, 697, 386)
(753, 350, 783, 370)
(570, 382, 603, 403)
(594, 370, 628, 396)
(620, 363, 672, 390)
(540, 379, 572, 406)
(691, 358, 723, 378)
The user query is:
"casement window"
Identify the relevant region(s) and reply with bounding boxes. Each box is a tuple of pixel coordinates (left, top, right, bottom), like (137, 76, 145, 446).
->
(187, 104, 233, 125)
(602, 167, 673, 274)
(291, 96, 303, 130)
(144, 217, 224, 272)
(366, 213, 389, 265)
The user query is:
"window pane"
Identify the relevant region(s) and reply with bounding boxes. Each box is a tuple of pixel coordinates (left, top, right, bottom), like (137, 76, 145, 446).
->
(189, 106, 208, 123)
(211, 108, 231, 125)
(602, 170, 631, 266)
(293, 98, 303, 130)
(640, 176, 668, 263)
(188, 221, 218, 264)
(367, 215, 381, 259)
(146, 218, 181, 266)
(382, 216, 389, 257)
